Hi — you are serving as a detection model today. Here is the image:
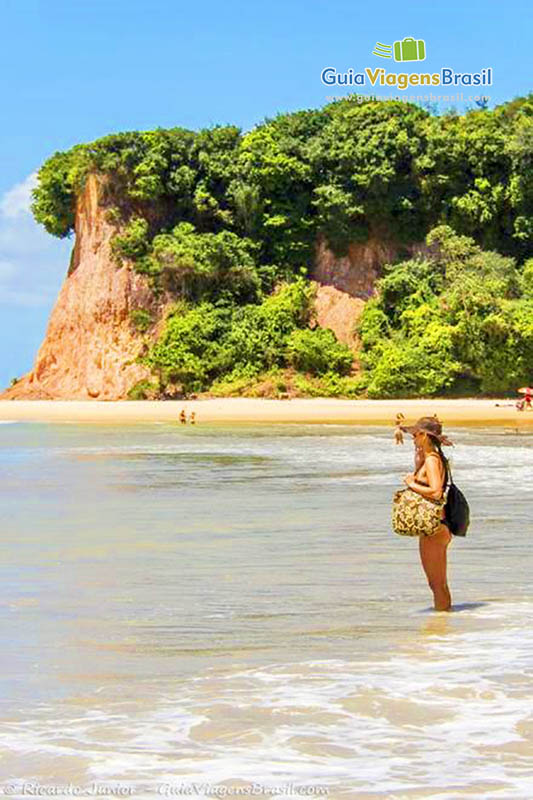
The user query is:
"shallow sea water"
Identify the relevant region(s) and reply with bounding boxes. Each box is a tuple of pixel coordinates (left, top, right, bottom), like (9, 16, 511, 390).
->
(0, 421, 532, 799)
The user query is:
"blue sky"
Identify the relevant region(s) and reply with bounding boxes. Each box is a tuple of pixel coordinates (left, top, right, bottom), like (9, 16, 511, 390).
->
(0, 0, 531, 388)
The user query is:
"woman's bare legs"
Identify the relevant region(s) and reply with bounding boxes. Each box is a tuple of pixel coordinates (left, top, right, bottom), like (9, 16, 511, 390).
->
(419, 524, 452, 611)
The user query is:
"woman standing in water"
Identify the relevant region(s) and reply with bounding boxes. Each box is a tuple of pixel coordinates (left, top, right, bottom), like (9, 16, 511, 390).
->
(400, 417, 453, 611)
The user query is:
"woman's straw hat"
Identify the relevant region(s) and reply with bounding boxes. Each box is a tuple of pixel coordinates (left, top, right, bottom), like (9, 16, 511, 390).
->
(400, 415, 453, 446)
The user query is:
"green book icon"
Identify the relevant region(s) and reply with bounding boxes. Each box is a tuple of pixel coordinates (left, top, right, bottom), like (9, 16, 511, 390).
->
(393, 37, 426, 62)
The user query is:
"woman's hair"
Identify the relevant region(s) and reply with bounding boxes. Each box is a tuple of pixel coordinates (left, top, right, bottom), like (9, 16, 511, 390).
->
(414, 432, 450, 486)
(430, 436, 449, 490)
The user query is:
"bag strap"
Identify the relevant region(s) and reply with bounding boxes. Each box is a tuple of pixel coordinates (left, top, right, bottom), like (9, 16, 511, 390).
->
(447, 462, 455, 486)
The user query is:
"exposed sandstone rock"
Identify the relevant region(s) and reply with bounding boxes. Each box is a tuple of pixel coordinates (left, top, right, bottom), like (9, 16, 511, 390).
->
(312, 283, 365, 350)
(2, 175, 156, 400)
(313, 234, 428, 298)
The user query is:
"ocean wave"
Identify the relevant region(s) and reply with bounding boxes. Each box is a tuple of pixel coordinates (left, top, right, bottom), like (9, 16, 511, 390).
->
(1, 601, 532, 798)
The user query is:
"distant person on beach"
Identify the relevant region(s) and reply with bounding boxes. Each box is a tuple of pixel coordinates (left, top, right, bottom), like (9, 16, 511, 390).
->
(516, 387, 533, 411)
(179, 409, 187, 424)
(189, 412, 196, 425)
(400, 417, 454, 611)
(394, 413, 405, 445)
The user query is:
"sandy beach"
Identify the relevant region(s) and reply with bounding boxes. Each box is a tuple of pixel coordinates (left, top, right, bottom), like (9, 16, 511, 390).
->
(0, 397, 530, 426)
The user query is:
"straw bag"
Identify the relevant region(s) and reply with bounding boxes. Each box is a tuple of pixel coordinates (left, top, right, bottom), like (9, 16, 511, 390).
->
(392, 488, 445, 537)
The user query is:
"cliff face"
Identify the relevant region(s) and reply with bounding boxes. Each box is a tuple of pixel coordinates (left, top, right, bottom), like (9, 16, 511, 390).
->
(312, 284, 365, 349)
(312, 235, 427, 298)
(2, 175, 156, 400)
(2, 179, 406, 400)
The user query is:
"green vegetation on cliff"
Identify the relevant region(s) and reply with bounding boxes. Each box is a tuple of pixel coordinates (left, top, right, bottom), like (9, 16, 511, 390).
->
(31, 94, 533, 398)
(139, 279, 355, 396)
(359, 226, 533, 397)
(32, 95, 533, 261)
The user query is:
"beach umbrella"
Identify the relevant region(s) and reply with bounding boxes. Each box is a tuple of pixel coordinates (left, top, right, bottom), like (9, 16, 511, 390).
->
(517, 387, 533, 394)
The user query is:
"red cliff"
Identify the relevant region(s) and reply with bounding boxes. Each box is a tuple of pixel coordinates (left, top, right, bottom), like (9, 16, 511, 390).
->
(2, 175, 156, 400)
(2, 178, 407, 400)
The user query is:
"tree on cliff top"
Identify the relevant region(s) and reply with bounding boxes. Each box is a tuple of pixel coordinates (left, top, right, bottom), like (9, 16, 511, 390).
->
(31, 94, 533, 265)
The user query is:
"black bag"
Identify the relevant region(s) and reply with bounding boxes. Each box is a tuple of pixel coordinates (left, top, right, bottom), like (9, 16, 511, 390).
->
(444, 466, 470, 537)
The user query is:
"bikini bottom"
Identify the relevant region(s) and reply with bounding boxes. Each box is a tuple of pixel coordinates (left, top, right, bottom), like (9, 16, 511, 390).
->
(441, 515, 454, 542)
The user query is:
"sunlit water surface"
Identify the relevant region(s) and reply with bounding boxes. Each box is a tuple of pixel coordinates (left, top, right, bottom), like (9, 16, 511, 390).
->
(0, 421, 532, 799)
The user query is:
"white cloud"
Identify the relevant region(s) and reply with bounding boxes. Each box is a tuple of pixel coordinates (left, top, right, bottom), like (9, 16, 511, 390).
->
(0, 173, 38, 218)
(0, 174, 71, 308)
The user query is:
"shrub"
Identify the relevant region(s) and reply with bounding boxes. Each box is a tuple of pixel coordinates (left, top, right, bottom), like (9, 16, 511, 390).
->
(293, 372, 367, 398)
(130, 309, 153, 332)
(286, 327, 353, 375)
(144, 302, 232, 393)
(358, 225, 532, 396)
(148, 222, 261, 302)
(111, 218, 150, 263)
(364, 332, 461, 398)
(520, 258, 533, 298)
(144, 279, 333, 395)
(127, 380, 160, 400)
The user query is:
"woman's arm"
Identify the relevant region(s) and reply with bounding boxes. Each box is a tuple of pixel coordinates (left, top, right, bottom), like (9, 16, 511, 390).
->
(404, 454, 444, 500)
